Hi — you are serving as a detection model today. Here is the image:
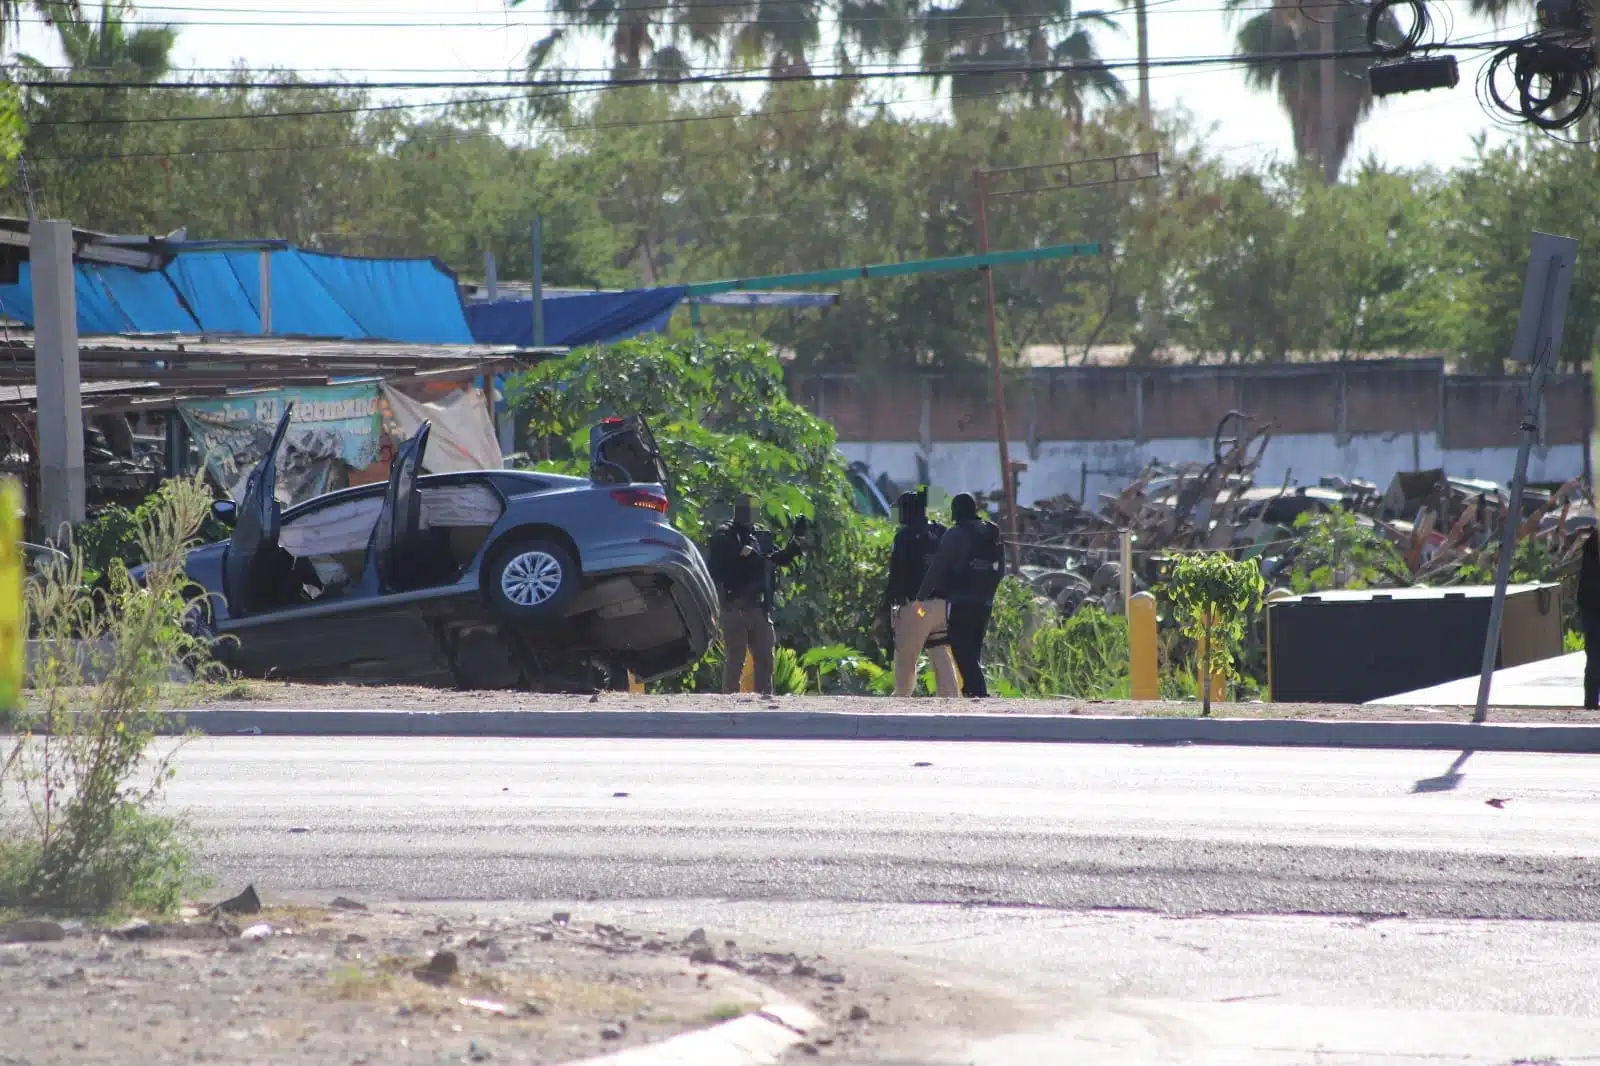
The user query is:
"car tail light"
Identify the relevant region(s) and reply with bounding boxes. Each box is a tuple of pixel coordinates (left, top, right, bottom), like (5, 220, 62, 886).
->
(612, 488, 668, 513)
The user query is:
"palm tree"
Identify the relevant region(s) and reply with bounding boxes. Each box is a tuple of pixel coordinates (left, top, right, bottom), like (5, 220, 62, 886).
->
(19, 0, 174, 80)
(1226, 0, 1402, 182)
(517, 0, 1124, 111)
(919, 0, 1125, 118)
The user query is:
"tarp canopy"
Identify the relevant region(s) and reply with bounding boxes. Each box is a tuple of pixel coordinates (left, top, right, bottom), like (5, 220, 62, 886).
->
(381, 382, 501, 474)
(0, 248, 474, 342)
(464, 287, 685, 347)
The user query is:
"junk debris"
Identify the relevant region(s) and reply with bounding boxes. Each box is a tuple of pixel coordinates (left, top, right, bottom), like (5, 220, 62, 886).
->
(977, 410, 1595, 618)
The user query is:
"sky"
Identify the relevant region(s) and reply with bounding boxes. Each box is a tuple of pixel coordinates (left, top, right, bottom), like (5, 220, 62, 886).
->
(5, 0, 1537, 173)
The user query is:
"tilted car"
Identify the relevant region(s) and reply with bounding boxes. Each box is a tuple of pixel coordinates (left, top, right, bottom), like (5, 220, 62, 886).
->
(175, 407, 718, 690)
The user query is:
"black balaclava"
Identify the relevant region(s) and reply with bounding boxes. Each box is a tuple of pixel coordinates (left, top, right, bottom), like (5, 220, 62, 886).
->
(732, 495, 754, 528)
(896, 490, 925, 527)
(951, 492, 978, 523)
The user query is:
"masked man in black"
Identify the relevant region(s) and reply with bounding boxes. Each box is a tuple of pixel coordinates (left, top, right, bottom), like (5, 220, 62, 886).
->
(882, 489, 960, 697)
(1580, 528, 1600, 710)
(914, 492, 1004, 698)
(707, 494, 808, 695)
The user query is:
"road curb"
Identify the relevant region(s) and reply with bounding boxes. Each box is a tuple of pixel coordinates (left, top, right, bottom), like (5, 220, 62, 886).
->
(560, 998, 819, 1066)
(158, 707, 1600, 753)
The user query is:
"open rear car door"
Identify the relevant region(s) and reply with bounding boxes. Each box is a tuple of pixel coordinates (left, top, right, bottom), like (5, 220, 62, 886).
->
(221, 404, 294, 618)
(363, 420, 432, 593)
(589, 414, 669, 487)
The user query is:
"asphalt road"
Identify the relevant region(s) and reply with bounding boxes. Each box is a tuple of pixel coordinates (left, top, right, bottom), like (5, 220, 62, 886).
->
(162, 738, 1600, 1064)
(166, 737, 1600, 920)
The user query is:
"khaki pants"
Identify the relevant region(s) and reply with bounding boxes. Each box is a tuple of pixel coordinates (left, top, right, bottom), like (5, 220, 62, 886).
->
(722, 602, 776, 695)
(892, 599, 960, 697)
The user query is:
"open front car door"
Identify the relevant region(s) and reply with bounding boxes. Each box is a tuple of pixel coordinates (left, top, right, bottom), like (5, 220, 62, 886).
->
(364, 419, 432, 594)
(221, 404, 295, 618)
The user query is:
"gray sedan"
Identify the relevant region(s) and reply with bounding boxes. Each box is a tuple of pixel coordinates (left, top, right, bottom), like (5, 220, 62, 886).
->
(178, 410, 718, 691)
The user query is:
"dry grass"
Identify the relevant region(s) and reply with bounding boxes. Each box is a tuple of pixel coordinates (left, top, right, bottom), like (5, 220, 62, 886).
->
(700, 1002, 753, 1024)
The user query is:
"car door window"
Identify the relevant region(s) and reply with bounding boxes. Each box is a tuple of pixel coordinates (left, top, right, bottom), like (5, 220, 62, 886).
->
(279, 494, 384, 598)
(223, 406, 294, 617)
(411, 481, 506, 583)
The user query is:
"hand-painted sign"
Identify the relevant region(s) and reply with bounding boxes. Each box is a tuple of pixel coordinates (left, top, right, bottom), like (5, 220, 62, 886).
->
(179, 383, 383, 504)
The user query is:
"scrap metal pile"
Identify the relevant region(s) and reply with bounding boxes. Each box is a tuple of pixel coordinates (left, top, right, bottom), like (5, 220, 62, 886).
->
(982, 411, 1597, 617)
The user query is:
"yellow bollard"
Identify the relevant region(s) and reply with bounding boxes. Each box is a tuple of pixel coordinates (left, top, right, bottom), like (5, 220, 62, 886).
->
(1128, 591, 1159, 700)
(1263, 588, 1292, 702)
(0, 479, 22, 713)
(740, 650, 755, 693)
(627, 671, 645, 694)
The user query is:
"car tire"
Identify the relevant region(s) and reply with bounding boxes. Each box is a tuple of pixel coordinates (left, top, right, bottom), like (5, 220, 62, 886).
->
(485, 537, 579, 624)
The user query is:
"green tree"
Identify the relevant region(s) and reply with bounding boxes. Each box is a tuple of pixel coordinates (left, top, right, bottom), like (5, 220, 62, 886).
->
(1433, 136, 1600, 370)
(1164, 551, 1264, 716)
(506, 334, 893, 660)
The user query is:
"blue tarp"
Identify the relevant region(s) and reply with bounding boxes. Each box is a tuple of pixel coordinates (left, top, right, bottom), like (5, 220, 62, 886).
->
(464, 287, 685, 348)
(0, 248, 474, 343)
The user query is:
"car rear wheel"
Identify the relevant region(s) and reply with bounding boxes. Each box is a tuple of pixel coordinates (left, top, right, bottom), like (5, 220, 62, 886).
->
(486, 537, 578, 623)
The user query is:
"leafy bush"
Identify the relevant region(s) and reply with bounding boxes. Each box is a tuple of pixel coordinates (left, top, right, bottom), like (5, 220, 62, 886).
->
(977, 577, 1132, 698)
(507, 334, 894, 677)
(1285, 506, 1408, 593)
(1, 476, 216, 913)
(1027, 607, 1131, 698)
(70, 489, 230, 588)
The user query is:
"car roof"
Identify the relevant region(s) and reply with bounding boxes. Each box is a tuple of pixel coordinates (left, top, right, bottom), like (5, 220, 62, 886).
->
(279, 468, 587, 515)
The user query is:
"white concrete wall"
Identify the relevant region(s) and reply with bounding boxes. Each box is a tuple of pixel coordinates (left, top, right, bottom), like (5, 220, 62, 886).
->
(840, 433, 1586, 508)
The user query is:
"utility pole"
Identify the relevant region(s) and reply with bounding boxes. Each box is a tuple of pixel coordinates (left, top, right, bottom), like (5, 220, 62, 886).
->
(972, 168, 1019, 563)
(1320, 15, 1338, 185)
(1136, 0, 1151, 123)
(972, 152, 1161, 562)
(31, 220, 85, 535)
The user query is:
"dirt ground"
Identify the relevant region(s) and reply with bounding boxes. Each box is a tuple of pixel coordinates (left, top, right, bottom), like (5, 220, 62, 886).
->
(0, 896, 1018, 1066)
(157, 681, 1600, 725)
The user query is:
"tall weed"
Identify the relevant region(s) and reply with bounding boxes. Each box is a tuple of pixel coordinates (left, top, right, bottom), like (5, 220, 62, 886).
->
(0, 476, 217, 912)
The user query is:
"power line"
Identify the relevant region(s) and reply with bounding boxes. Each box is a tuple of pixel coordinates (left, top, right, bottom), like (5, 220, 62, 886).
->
(27, 90, 551, 127)
(8, 43, 1519, 92)
(12, 52, 1419, 163)
(23, 45, 1242, 131)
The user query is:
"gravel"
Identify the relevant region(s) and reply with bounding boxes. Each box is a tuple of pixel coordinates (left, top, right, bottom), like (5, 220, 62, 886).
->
(0, 900, 936, 1066)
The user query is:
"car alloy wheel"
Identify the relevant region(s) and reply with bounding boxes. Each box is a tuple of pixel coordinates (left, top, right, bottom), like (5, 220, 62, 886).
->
(500, 550, 565, 608)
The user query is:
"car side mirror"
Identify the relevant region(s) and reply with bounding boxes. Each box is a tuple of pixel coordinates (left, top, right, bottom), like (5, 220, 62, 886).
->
(212, 499, 237, 527)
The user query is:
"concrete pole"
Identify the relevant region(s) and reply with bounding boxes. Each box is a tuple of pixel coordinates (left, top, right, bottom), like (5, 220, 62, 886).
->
(1135, 0, 1150, 123)
(30, 219, 85, 536)
(1320, 16, 1338, 185)
(485, 244, 498, 302)
(259, 248, 272, 335)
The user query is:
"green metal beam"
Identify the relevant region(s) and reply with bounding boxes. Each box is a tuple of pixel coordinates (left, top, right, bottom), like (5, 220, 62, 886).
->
(681, 241, 1101, 297)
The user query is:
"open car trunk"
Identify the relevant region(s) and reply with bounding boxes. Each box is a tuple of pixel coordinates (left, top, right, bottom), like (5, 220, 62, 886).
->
(589, 415, 669, 487)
